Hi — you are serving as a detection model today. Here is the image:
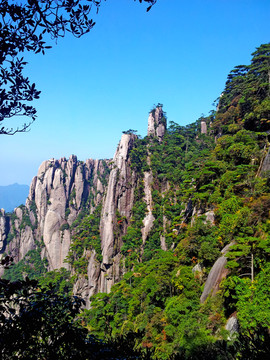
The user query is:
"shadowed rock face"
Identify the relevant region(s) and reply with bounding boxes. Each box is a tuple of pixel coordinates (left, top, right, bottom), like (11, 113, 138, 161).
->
(0, 209, 7, 254)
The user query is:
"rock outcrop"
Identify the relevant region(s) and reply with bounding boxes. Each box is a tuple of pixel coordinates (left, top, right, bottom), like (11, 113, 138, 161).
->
(0, 156, 111, 277)
(1, 104, 224, 311)
(200, 242, 234, 303)
(141, 171, 155, 245)
(0, 106, 191, 306)
(201, 120, 207, 134)
(99, 133, 137, 293)
(0, 209, 7, 254)
(225, 313, 238, 339)
(260, 147, 270, 176)
(147, 105, 166, 142)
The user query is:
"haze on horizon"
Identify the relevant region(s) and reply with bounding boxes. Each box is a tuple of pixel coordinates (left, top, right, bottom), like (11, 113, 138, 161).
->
(0, 0, 269, 186)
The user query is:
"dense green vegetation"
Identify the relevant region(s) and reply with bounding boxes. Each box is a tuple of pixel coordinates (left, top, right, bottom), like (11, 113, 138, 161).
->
(3, 243, 48, 282)
(214, 43, 270, 133)
(82, 43, 270, 358)
(67, 204, 103, 274)
(1, 277, 153, 360)
(1, 43, 270, 359)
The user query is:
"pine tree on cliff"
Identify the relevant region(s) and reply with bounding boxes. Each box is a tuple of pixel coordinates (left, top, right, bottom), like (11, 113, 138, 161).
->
(215, 43, 270, 133)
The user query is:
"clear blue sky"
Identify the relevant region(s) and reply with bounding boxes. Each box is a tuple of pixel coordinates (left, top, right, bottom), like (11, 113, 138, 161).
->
(0, 0, 269, 185)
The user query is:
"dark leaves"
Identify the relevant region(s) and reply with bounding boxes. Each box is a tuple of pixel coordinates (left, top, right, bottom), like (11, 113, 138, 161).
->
(0, 0, 100, 133)
(0, 256, 13, 269)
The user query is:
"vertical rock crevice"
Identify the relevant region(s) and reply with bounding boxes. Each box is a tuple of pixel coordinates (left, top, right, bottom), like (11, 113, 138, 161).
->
(99, 133, 137, 293)
(0, 156, 111, 277)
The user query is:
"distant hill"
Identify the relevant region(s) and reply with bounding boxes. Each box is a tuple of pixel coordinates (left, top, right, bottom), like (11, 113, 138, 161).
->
(0, 183, 29, 212)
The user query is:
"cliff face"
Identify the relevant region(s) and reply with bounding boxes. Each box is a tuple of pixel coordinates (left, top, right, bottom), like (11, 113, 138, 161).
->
(99, 133, 137, 293)
(71, 132, 140, 304)
(0, 156, 110, 279)
(1, 45, 267, 355)
(0, 105, 219, 306)
(147, 105, 166, 142)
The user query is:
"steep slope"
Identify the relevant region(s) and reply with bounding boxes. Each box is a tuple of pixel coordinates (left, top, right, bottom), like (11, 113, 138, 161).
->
(79, 44, 270, 358)
(1, 43, 270, 359)
(0, 156, 111, 281)
(68, 106, 170, 299)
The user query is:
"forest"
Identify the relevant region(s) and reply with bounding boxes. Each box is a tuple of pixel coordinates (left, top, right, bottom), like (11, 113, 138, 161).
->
(1, 43, 270, 359)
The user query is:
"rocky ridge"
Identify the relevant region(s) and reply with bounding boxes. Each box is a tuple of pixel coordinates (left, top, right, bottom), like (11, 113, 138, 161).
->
(0, 156, 110, 278)
(0, 106, 221, 307)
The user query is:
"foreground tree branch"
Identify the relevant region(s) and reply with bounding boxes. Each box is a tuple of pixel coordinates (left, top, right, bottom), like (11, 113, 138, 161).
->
(0, 0, 157, 135)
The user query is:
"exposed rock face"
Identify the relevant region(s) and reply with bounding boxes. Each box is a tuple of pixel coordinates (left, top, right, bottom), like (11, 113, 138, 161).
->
(141, 168, 155, 245)
(200, 242, 234, 303)
(260, 147, 270, 176)
(147, 106, 166, 142)
(201, 120, 207, 134)
(0, 102, 221, 310)
(204, 210, 215, 225)
(192, 263, 204, 282)
(0, 209, 6, 253)
(0, 107, 168, 304)
(225, 313, 238, 339)
(191, 207, 215, 227)
(0, 156, 111, 274)
(99, 133, 137, 293)
(0, 106, 189, 306)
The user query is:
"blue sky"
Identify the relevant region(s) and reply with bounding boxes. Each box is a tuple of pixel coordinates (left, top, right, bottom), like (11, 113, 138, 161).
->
(0, 0, 269, 186)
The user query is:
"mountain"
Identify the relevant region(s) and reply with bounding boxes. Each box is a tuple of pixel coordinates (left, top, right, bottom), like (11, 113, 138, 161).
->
(0, 183, 29, 212)
(1, 44, 270, 358)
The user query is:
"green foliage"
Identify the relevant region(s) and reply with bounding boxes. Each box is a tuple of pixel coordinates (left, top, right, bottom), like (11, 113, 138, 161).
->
(2, 44, 270, 359)
(130, 137, 149, 173)
(15, 205, 37, 231)
(81, 44, 270, 359)
(214, 43, 270, 133)
(67, 205, 103, 274)
(0, 278, 97, 359)
(121, 196, 147, 268)
(175, 217, 220, 266)
(38, 268, 74, 295)
(60, 222, 70, 231)
(214, 130, 260, 166)
(65, 207, 71, 218)
(3, 246, 48, 282)
(83, 252, 234, 358)
(122, 129, 138, 135)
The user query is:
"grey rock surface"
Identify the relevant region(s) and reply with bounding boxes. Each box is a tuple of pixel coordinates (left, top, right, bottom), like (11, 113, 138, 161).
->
(225, 313, 238, 339)
(0, 156, 111, 292)
(200, 242, 234, 303)
(147, 106, 166, 142)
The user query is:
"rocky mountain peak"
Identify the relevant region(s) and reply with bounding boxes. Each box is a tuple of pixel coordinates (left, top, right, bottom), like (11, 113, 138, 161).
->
(147, 105, 167, 142)
(114, 133, 137, 168)
(201, 119, 207, 134)
(0, 156, 111, 278)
